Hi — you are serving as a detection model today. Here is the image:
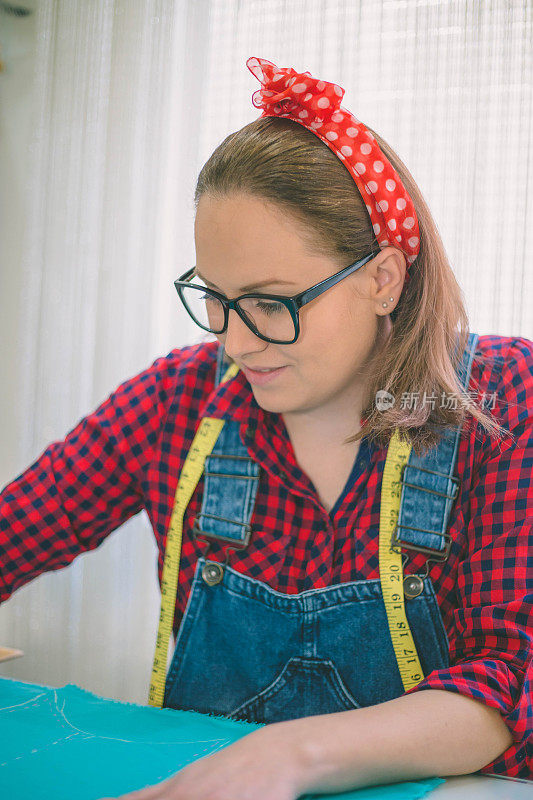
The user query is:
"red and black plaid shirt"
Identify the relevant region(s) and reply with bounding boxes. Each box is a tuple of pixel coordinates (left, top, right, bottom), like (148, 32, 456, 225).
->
(1, 334, 532, 777)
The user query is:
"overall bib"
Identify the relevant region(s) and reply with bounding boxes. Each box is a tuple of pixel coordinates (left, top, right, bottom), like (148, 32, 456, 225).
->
(163, 334, 478, 724)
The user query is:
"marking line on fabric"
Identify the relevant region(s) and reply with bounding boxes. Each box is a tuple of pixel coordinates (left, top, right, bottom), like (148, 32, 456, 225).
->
(380, 429, 424, 690)
(149, 361, 424, 705)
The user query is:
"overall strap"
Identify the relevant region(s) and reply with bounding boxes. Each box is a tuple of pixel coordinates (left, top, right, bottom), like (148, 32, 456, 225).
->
(192, 344, 260, 549)
(392, 332, 479, 559)
(215, 340, 228, 384)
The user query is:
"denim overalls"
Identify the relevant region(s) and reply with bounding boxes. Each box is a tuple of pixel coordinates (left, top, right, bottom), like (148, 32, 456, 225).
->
(164, 334, 478, 724)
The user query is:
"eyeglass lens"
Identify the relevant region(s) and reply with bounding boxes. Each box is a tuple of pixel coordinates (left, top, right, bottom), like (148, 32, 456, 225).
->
(180, 282, 296, 343)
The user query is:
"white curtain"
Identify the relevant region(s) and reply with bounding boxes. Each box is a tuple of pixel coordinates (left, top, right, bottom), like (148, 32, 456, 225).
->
(0, 0, 531, 704)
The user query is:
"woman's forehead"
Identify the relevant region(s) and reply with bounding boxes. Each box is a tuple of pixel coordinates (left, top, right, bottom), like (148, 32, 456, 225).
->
(194, 194, 335, 274)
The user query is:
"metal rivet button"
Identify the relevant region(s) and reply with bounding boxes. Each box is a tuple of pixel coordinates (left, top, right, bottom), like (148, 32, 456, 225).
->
(403, 574, 424, 599)
(202, 561, 224, 586)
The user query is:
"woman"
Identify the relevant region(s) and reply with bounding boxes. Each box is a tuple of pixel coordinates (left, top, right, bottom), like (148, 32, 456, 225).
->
(1, 57, 531, 797)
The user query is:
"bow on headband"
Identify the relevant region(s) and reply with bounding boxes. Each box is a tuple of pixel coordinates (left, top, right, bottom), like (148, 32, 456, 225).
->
(248, 57, 345, 125)
(246, 56, 420, 272)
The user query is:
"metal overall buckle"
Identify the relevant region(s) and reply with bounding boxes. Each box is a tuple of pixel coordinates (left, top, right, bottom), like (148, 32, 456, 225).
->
(193, 516, 252, 586)
(390, 463, 461, 599)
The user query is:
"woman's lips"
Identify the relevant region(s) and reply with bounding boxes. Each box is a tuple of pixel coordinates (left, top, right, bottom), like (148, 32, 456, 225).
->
(241, 365, 288, 385)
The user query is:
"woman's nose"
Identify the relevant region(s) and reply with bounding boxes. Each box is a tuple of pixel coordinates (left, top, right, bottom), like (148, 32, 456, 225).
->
(223, 307, 265, 356)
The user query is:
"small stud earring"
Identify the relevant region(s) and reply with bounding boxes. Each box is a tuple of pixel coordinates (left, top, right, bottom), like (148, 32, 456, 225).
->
(389, 297, 394, 302)
(382, 302, 388, 308)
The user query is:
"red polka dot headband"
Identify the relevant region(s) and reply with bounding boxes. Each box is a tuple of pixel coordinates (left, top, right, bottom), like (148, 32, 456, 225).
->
(246, 56, 420, 276)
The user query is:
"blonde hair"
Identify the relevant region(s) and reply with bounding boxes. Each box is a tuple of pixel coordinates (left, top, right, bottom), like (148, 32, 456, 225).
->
(194, 116, 509, 456)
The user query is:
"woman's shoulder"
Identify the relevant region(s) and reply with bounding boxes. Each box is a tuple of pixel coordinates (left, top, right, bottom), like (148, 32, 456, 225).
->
(145, 339, 219, 385)
(474, 332, 533, 364)
(471, 333, 533, 431)
(117, 339, 219, 394)
(98, 339, 220, 426)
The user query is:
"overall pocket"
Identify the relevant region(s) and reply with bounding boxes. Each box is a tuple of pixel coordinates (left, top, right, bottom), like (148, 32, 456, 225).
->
(228, 655, 362, 724)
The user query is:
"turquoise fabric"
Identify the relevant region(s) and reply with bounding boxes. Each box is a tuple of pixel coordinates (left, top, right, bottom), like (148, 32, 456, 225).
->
(0, 677, 445, 799)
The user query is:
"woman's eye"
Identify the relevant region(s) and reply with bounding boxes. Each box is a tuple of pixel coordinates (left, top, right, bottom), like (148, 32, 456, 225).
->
(255, 300, 285, 315)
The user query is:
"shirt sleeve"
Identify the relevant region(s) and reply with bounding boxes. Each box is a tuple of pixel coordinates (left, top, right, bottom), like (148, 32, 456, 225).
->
(403, 336, 533, 779)
(0, 352, 178, 605)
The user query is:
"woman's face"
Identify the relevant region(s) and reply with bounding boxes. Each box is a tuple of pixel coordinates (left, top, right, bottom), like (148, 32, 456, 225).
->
(194, 193, 405, 428)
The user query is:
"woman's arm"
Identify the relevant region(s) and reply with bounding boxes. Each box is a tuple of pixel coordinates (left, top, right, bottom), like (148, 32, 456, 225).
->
(0, 351, 178, 603)
(105, 688, 514, 800)
(284, 687, 514, 795)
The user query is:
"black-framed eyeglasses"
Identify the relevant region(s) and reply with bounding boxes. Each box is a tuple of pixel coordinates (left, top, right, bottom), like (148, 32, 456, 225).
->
(173, 250, 379, 345)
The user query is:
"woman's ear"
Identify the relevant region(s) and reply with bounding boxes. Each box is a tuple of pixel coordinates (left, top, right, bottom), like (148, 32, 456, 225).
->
(371, 247, 407, 300)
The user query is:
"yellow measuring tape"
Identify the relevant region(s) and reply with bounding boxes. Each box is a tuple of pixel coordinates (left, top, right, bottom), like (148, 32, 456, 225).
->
(147, 362, 239, 708)
(148, 365, 423, 706)
(380, 429, 424, 690)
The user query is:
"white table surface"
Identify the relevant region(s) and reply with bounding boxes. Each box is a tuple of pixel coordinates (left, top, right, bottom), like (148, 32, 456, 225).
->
(429, 774, 533, 798)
